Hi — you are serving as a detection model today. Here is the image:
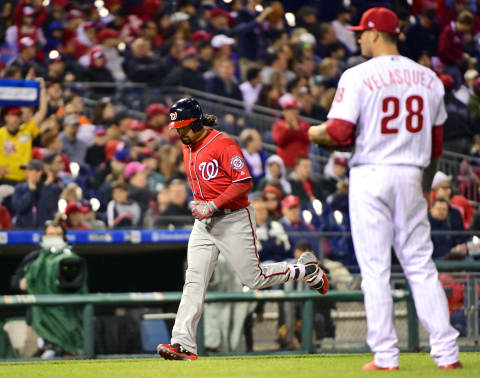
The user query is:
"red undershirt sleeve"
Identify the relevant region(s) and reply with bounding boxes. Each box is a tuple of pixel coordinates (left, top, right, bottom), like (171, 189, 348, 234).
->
(432, 125, 443, 158)
(325, 119, 356, 146)
(213, 179, 253, 208)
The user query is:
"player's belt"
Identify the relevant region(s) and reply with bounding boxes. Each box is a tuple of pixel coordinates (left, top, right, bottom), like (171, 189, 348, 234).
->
(214, 208, 244, 216)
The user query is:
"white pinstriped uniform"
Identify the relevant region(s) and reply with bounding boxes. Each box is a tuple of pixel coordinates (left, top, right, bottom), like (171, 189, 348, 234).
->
(328, 55, 459, 367)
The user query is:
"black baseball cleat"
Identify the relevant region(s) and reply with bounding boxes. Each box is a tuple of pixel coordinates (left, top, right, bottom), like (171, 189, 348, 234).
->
(156, 343, 198, 360)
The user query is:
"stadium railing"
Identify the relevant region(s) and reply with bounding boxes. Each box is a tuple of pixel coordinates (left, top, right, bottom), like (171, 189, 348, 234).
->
(0, 289, 413, 359)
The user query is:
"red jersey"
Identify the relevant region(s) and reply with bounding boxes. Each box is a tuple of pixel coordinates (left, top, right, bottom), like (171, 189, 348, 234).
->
(183, 129, 252, 209)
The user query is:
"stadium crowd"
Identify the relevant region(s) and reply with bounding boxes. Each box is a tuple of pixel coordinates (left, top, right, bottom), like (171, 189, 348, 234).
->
(0, 0, 480, 269)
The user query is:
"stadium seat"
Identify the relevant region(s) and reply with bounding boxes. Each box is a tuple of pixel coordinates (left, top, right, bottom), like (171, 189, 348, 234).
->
(140, 319, 170, 353)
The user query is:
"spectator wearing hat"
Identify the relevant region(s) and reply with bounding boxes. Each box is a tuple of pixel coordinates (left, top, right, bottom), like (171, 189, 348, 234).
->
(206, 57, 242, 101)
(12, 159, 61, 228)
(123, 37, 165, 85)
(6, 36, 42, 77)
(431, 171, 475, 229)
(0, 79, 46, 184)
(79, 48, 115, 87)
(61, 9, 85, 46)
(257, 154, 291, 196)
(106, 182, 141, 228)
(288, 156, 332, 205)
(62, 202, 89, 230)
(454, 69, 478, 106)
(5, 6, 46, 52)
(13, 1, 47, 29)
(272, 98, 310, 168)
(163, 48, 205, 91)
(262, 182, 284, 220)
(323, 151, 350, 191)
(279, 194, 318, 257)
(154, 179, 191, 229)
(206, 8, 232, 36)
(59, 114, 88, 165)
(88, 28, 126, 82)
(125, 161, 151, 215)
(145, 103, 169, 135)
(85, 127, 108, 167)
(82, 199, 106, 230)
(45, 20, 65, 53)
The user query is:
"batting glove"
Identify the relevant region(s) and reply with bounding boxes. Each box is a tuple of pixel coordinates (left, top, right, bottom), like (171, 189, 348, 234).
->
(191, 201, 218, 220)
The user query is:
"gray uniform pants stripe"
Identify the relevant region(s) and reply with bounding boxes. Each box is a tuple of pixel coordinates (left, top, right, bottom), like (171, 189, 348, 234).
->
(171, 205, 290, 353)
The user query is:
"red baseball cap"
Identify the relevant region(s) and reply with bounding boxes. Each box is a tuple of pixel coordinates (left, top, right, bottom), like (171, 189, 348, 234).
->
(282, 195, 300, 209)
(97, 28, 119, 43)
(348, 7, 400, 35)
(65, 202, 89, 216)
(4, 106, 21, 116)
(126, 119, 144, 131)
(146, 103, 169, 119)
(282, 98, 299, 110)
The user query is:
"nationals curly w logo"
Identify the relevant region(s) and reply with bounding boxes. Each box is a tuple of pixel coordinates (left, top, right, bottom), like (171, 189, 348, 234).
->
(199, 159, 219, 181)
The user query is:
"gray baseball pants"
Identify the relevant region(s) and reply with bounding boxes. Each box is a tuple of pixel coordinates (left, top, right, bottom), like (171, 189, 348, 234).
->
(171, 205, 290, 354)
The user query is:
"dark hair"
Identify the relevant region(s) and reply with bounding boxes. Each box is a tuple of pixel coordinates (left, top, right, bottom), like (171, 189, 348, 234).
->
(2, 66, 22, 78)
(457, 10, 474, 25)
(202, 114, 217, 127)
(318, 23, 333, 41)
(295, 240, 313, 252)
(421, 8, 436, 21)
(112, 181, 128, 192)
(246, 67, 261, 81)
(287, 77, 302, 93)
(380, 31, 398, 44)
(264, 51, 281, 66)
(432, 198, 449, 207)
(43, 220, 67, 240)
(295, 155, 310, 166)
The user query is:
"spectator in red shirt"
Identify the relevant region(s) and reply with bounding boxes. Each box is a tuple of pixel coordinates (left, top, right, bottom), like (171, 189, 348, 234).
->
(272, 98, 310, 168)
(0, 185, 13, 230)
(437, 10, 474, 88)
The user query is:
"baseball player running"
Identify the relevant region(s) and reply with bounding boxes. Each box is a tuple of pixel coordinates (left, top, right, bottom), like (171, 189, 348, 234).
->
(156, 98, 328, 360)
(308, 8, 460, 371)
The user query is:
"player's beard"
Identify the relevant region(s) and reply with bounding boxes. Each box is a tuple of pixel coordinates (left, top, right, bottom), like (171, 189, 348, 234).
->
(179, 135, 192, 145)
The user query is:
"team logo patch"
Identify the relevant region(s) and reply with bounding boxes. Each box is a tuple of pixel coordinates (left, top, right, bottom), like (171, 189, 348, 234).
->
(170, 112, 177, 121)
(230, 155, 245, 170)
(199, 159, 219, 181)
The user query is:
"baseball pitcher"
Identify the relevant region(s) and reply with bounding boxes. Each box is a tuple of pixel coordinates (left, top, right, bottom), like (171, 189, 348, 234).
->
(308, 8, 460, 371)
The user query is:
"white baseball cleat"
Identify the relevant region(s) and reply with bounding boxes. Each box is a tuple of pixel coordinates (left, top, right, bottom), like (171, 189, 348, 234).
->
(297, 252, 329, 295)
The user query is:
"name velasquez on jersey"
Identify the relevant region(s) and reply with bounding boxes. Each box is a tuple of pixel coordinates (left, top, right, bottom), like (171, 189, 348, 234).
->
(328, 55, 447, 168)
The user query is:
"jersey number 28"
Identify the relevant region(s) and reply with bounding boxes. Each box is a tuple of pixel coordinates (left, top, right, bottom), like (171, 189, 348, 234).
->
(381, 95, 424, 134)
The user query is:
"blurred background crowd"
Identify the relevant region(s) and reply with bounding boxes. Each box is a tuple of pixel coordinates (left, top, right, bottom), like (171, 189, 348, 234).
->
(1, 0, 480, 268)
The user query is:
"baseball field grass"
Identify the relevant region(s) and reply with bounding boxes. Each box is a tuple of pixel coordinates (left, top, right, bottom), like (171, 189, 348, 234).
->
(0, 353, 478, 378)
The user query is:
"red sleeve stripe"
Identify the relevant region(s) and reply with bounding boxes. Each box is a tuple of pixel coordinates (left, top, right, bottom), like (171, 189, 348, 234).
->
(432, 124, 443, 158)
(325, 119, 356, 146)
(168, 118, 198, 129)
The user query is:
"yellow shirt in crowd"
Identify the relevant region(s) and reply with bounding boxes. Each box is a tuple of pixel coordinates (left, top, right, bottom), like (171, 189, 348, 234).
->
(0, 119, 40, 182)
